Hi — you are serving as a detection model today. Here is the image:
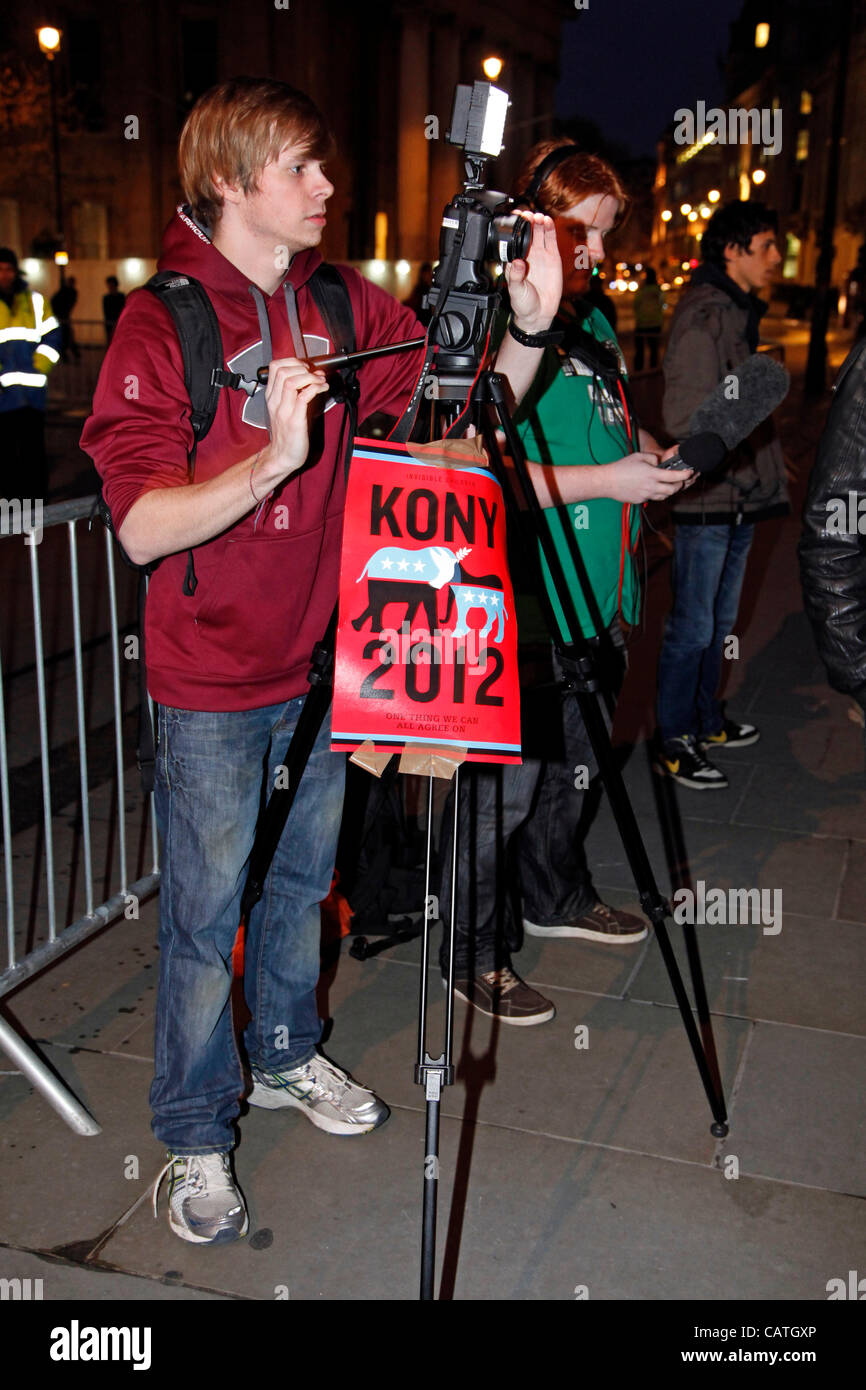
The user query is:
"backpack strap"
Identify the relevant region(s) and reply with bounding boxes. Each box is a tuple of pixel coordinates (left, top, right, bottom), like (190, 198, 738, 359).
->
(309, 263, 356, 360)
(145, 270, 228, 596)
(308, 264, 359, 478)
(146, 271, 225, 463)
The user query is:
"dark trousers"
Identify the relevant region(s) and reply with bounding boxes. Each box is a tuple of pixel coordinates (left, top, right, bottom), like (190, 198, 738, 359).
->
(438, 628, 625, 976)
(634, 328, 661, 372)
(657, 521, 755, 741)
(0, 407, 47, 499)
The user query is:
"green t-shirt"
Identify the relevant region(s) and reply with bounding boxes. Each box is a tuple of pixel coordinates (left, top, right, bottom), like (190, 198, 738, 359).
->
(512, 303, 641, 642)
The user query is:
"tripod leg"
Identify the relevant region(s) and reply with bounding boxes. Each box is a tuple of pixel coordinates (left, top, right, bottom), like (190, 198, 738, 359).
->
(416, 768, 459, 1300)
(475, 387, 728, 1132)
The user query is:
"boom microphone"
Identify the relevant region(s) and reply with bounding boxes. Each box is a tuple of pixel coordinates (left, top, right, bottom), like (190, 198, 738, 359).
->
(691, 353, 789, 447)
(657, 353, 790, 472)
(658, 432, 728, 473)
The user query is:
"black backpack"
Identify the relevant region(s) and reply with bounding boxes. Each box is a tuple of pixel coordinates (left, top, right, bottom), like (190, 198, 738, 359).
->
(95, 263, 359, 792)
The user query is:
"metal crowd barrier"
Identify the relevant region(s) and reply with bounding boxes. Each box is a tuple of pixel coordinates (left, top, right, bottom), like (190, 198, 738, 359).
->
(0, 496, 159, 1134)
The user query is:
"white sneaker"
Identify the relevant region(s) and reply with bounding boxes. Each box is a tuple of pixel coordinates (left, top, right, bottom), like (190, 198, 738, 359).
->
(152, 1151, 249, 1245)
(248, 1053, 390, 1135)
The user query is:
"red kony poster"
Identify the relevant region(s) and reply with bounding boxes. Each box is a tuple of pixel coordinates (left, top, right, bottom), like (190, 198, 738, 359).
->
(332, 437, 521, 764)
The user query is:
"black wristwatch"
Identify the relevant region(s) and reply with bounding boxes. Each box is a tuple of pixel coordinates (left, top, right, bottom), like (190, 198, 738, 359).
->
(507, 316, 563, 349)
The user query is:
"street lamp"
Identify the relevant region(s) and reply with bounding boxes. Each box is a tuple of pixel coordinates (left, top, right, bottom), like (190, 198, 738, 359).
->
(482, 56, 503, 80)
(752, 168, 766, 185)
(37, 26, 65, 279)
(37, 26, 61, 57)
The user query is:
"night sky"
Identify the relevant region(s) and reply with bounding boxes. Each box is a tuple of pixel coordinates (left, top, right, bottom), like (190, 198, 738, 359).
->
(556, 0, 747, 157)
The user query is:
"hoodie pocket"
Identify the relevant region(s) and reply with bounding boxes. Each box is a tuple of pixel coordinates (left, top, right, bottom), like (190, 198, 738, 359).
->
(192, 522, 338, 680)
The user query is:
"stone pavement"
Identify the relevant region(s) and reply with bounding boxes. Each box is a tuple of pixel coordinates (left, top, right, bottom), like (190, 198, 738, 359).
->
(0, 332, 864, 1303)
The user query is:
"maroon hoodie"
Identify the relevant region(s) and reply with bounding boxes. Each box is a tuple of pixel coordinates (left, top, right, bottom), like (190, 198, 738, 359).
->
(82, 208, 425, 710)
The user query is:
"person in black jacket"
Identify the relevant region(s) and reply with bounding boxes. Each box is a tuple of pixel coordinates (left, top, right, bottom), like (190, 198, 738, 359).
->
(799, 337, 866, 730)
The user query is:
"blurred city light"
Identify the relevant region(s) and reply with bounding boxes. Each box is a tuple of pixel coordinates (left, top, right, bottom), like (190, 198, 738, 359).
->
(37, 26, 61, 57)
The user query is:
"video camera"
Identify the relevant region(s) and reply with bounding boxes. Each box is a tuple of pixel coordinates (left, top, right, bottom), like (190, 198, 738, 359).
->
(425, 80, 530, 373)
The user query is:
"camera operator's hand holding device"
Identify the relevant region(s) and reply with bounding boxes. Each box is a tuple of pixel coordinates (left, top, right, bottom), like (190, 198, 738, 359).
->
(241, 82, 730, 1300)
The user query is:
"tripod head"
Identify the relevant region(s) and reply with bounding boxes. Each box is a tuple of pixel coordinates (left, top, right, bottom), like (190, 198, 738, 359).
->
(425, 81, 530, 377)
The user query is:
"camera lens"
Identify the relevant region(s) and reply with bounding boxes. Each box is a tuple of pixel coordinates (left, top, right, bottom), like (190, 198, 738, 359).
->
(488, 213, 532, 264)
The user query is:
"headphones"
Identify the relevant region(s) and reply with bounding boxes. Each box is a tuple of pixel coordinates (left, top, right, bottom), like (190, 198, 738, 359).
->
(518, 144, 582, 213)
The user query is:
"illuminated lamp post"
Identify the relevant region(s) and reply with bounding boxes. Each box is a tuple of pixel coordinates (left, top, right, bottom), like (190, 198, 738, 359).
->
(37, 26, 65, 282)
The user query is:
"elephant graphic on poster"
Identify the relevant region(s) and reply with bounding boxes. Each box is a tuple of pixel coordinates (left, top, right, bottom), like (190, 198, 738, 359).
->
(352, 545, 470, 632)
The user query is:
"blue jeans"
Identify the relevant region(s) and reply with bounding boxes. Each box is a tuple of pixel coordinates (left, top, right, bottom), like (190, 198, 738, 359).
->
(657, 521, 754, 742)
(151, 699, 345, 1153)
(438, 631, 624, 976)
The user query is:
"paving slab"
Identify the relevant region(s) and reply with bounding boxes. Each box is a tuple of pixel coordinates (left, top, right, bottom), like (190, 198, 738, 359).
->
(585, 809, 850, 917)
(727, 1022, 866, 1196)
(733, 760, 866, 840)
(310, 945, 748, 1167)
(0, 1046, 155, 1252)
(0, 1247, 233, 1300)
(838, 841, 866, 923)
(95, 1106, 866, 1301)
(4, 899, 159, 1055)
(629, 912, 866, 1036)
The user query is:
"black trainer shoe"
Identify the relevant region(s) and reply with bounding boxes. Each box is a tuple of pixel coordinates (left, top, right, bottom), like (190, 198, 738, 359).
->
(450, 967, 556, 1025)
(524, 901, 648, 943)
(700, 718, 760, 750)
(654, 734, 728, 790)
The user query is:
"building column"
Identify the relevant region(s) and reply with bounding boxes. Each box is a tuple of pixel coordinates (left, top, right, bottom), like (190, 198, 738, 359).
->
(428, 18, 461, 256)
(397, 11, 431, 260)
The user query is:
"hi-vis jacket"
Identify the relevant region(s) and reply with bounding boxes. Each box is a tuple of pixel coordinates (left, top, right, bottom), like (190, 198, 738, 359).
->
(0, 290, 62, 412)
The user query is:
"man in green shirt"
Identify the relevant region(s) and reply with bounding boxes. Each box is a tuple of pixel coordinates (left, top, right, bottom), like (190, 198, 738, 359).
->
(439, 140, 692, 1025)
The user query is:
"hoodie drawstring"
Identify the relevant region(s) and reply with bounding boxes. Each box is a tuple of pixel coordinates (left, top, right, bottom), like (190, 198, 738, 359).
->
(282, 282, 305, 358)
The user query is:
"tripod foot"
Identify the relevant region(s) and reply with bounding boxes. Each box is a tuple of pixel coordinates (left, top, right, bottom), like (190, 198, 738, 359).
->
(710, 1121, 729, 1138)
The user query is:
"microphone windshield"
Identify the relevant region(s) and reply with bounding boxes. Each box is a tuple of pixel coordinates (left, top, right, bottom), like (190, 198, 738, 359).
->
(679, 432, 728, 473)
(689, 354, 790, 451)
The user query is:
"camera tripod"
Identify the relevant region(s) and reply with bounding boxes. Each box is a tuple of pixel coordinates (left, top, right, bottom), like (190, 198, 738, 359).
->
(240, 80, 728, 1295)
(239, 345, 729, 1301)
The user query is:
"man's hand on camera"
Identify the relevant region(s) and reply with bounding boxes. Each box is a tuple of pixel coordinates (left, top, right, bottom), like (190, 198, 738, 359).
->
(601, 451, 694, 504)
(256, 357, 330, 486)
(505, 211, 562, 332)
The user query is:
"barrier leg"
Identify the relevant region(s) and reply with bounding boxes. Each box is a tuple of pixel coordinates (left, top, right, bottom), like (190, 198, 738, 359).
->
(0, 1012, 101, 1136)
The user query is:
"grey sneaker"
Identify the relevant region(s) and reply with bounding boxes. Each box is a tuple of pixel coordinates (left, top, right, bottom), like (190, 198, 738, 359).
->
(248, 1053, 390, 1135)
(152, 1151, 249, 1245)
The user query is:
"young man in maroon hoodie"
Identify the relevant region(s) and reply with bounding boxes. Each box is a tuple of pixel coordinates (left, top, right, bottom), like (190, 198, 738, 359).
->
(82, 77, 560, 1245)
